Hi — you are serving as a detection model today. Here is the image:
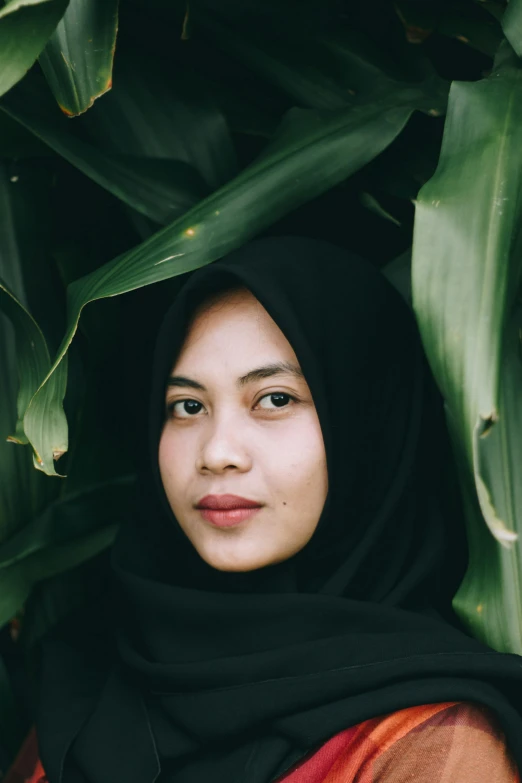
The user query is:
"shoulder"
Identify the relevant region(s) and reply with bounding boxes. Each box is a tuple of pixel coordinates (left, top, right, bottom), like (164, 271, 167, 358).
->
(358, 702, 519, 783)
(278, 702, 519, 782)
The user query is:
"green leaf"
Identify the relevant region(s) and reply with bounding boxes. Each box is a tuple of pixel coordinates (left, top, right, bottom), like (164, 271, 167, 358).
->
(412, 44, 522, 650)
(396, 0, 503, 57)
(0, 0, 69, 99)
(503, 0, 522, 58)
(0, 111, 54, 157)
(360, 191, 402, 227)
(18, 549, 107, 650)
(0, 279, 51, 447)
(0, 164, 59, 545)
(0, 477, 130, 628)
(83, 51, 238, 192)
(0, 74, 218, 224)
(0, 526, 117, 629)
(452, 305, 522, 654)
(38, 0, 118, 116)
(194, 7, 351, 110)
(20, 88, 429, 475)
(382, 249, 412, 303)
(195, 4, 441, 111)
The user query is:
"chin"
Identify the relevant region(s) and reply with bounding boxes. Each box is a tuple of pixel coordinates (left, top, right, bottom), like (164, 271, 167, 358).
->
(199, 547, 273, 573)
(207, 558, 269, 573)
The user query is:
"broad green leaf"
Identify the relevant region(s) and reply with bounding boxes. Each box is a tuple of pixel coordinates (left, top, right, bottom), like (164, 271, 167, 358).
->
(396, 0, 503, 56)
(502, 0, 522, 58)
(0, 279, 51, 445)
(479, 1, 506, 24)
(0, 477, 130, 569)
(20, 88, 432, 475)
(194, 8, 350, 110)
(0, 75, 216, 224)
(0, 0, 69, 99)
(0, 164, 59, 545)
(412, 45, 522, 649)
(195, 0, 447, 111)
(0, 525, 117, 628)
(18, 548, 108, 650)
(197, 76, 279, 139)
(39, 0, 118, 116)
(0, 170, 65, 465)
(360, 192, 402, 228)
(382, 249, 412, 303)
(83, 51, 238, 192)
(0, 111, 54, 157)
(451, 310, 522, 653)
(0, 477, 130, 628)
(195, 4, 442, 110)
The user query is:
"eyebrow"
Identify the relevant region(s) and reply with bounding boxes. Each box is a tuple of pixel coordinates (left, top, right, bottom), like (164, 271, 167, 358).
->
(167, 361, 304, 392)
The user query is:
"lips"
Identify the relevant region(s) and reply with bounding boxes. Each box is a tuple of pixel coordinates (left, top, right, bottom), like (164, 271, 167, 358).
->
(195, 494, 262, 510)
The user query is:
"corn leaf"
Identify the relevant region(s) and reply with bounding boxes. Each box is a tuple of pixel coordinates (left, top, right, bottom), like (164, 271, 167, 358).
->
(502, 0, 522, 58)
(0, 477, 130, 628)
(412, 43, 522, 651)
(0, 74, 224, 224)
(0, 279, 51, 446)
(0, 165, 59, 545)
(19, 87, 439, 475)
(0, 0, 68, 99)
(82, 51, 238, 192)
(451, 305, 522, 653)
(38, 0, 118, 116)
(194, 4, 441, 109)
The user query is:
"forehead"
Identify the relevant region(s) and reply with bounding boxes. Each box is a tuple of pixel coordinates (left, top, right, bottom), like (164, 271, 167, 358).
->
(173, 286, 298, 367)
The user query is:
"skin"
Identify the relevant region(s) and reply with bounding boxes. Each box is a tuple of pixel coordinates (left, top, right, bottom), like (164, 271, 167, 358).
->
(158, 286, 329, 572)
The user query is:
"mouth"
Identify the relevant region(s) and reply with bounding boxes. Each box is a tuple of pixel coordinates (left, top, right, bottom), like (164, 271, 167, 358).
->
(195, 494, 263, 528)
(197, 506, 262, 528)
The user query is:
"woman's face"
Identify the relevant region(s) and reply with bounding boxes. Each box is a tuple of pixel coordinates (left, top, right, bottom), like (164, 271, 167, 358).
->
(158, 286, 329, 572)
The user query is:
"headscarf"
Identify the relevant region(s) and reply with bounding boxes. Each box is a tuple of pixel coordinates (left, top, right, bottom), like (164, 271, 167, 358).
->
(36, 236, 522, 783)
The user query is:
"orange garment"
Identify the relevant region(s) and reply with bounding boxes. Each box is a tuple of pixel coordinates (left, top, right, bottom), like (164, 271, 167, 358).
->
(5, 702, 519, 783)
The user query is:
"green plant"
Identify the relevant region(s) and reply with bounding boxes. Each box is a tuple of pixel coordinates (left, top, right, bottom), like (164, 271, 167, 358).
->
(1, 0, 521, 767)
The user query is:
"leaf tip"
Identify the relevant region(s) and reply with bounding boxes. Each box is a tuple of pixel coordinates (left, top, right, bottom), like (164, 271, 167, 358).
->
(6, 434, 25, 445)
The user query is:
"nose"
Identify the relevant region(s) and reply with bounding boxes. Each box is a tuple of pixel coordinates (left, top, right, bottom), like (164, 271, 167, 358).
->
(195, 410, 252, 474)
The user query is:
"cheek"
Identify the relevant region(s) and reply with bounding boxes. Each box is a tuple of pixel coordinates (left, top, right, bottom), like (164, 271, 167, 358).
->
(158, 429, 186, 498)
(271, 417, 327, 501)
(158, 430, 170, 477)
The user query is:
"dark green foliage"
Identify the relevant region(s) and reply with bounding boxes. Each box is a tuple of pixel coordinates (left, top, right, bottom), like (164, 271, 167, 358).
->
(0, 0, 518, 771)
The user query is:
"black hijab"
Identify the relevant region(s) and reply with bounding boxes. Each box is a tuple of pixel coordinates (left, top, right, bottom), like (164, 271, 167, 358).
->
(37, 236, 522, 783)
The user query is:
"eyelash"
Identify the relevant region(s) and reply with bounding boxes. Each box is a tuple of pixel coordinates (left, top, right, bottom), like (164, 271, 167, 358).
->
(165, 392, 299, 420)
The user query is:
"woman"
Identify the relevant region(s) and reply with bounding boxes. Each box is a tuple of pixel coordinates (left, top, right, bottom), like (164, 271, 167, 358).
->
(9, 236, 522, 782)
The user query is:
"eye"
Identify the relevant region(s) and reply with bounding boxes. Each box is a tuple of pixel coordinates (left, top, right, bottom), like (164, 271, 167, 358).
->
(165, 392, 298, 419)
(256, 392, 297, 412)
(166, 399, 205, 419)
